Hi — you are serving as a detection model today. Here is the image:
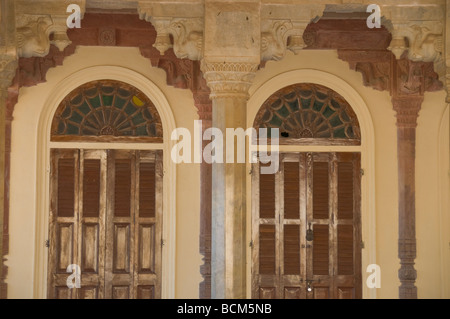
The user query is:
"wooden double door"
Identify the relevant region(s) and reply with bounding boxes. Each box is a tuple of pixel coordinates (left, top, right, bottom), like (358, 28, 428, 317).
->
(47, 149, 163, 299)
(252, 152, 362, 299)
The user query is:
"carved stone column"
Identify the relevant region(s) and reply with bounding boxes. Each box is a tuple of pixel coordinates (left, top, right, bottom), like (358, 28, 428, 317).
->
(201, 60, 258, 299)
(392, 96, 423, 299)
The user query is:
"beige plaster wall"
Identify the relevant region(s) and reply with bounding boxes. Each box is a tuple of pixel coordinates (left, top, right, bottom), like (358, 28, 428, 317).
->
(6, 46, 202, 298)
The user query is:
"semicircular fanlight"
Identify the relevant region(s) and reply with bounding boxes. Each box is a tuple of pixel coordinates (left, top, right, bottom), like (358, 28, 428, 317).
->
(51, 80, 163, 143)
(254, 83, 360, 144)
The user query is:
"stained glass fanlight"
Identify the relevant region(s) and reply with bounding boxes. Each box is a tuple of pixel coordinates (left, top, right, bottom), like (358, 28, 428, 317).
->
(51, 80, 163, 142)
(254, 83, 361, 145)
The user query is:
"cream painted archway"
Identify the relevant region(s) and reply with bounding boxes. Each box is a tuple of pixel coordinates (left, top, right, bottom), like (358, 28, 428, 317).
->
(246, 69, 377, 299)
(33, 66, 177, 299)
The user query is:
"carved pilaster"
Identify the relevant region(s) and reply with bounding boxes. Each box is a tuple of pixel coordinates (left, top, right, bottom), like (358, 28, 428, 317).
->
(392, 96, 423, 299)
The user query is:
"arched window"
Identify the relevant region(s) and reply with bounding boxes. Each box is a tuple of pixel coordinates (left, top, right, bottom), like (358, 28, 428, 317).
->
(252, 83, 362, 299)
(48, 80, 164, 299)
(51, 80, 163, 142)
(254, 83, 360, 144)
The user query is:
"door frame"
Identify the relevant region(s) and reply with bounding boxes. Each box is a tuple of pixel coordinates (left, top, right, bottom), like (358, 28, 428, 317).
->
(34, 66, 177, 299)
(246, 69, 376, 299)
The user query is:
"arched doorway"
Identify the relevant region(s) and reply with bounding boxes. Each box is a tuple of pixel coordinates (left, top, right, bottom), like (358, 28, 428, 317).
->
(46, 80, 164, 299)
(251, 83, 363, 299)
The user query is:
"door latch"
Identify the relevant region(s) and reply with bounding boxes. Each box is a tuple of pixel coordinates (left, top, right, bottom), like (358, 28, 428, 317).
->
(306, 223, 314, 242)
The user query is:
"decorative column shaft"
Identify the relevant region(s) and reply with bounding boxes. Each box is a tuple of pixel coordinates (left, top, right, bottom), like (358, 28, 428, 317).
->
(392, 96, 423, 299)
(194, 91, 213, 299)
(201, 60, 258, 299)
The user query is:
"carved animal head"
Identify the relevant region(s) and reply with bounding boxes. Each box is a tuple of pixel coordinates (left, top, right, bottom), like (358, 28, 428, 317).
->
(17, 17, 52, 58)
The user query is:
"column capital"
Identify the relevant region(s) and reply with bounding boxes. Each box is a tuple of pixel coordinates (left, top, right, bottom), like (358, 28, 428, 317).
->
(391, 96, 424, 129)
(200, 60, 259, 100)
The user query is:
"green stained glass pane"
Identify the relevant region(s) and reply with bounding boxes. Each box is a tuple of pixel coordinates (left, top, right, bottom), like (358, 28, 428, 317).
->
(71, 94, 83, 105)
(287, 100, 299, 112)
(269, 114, 282, 127)
(323, 105, 335, 118)
(334, 127, 346, 138)
(124, 103, 136, 116)
(132, 112, 145, 126)
(89, 96, 101, 108)
(313, 100, 323, 112)
(277, 105, 290, 118)
(115, 97, 126, 109)
(329, 115, 343, 127)
(78, 102, 91, 115)
(301, 98, 311, 110)
(69, 111, 83, 124)
(67, 124, 79, 135)
(102, 95, 113, 106)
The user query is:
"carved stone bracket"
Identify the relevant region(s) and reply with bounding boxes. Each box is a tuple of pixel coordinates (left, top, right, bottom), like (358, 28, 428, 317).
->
(381, 5, 446, 81)
(260, 4, 324, 61)
(15, 0, 86, 58)
(139, 13, 204, 60)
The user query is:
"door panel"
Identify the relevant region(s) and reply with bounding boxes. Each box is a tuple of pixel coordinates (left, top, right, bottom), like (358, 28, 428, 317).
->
(252, 152, 362, 299)
(48, 149, 163, 299)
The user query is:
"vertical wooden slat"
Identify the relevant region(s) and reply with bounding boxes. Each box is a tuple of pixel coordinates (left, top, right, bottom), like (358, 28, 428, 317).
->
(312, 162, 329, 220)
(284, 162, 299, 220)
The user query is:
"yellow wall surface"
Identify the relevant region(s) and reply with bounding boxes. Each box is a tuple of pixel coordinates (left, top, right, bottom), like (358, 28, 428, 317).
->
(5, 46, 449, 299)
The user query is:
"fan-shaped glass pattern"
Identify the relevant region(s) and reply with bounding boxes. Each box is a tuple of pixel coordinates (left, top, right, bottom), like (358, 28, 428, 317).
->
(254, 83, 360, 145)
(51, 80, 163, 143)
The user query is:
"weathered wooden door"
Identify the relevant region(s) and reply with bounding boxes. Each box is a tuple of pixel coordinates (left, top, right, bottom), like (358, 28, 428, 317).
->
(252, 152, 362, 299)
(48, 149, 163, 299)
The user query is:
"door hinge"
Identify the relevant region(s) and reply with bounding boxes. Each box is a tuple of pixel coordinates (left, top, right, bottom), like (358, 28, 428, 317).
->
(161, 239, 165, 248)
(249, 240, 254, 249)
(361, 241, 365, 249)
(45, 240, 50, 248)
(249, 168, 253, 175)
(360, 169, 365, 177)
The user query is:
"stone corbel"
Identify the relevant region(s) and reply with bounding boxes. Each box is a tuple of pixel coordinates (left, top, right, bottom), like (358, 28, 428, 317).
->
(141, 14, 204, 60)
(16, 14, 76, 58)
(382, 5, 445, 81)
(260, 4, 324, 61)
